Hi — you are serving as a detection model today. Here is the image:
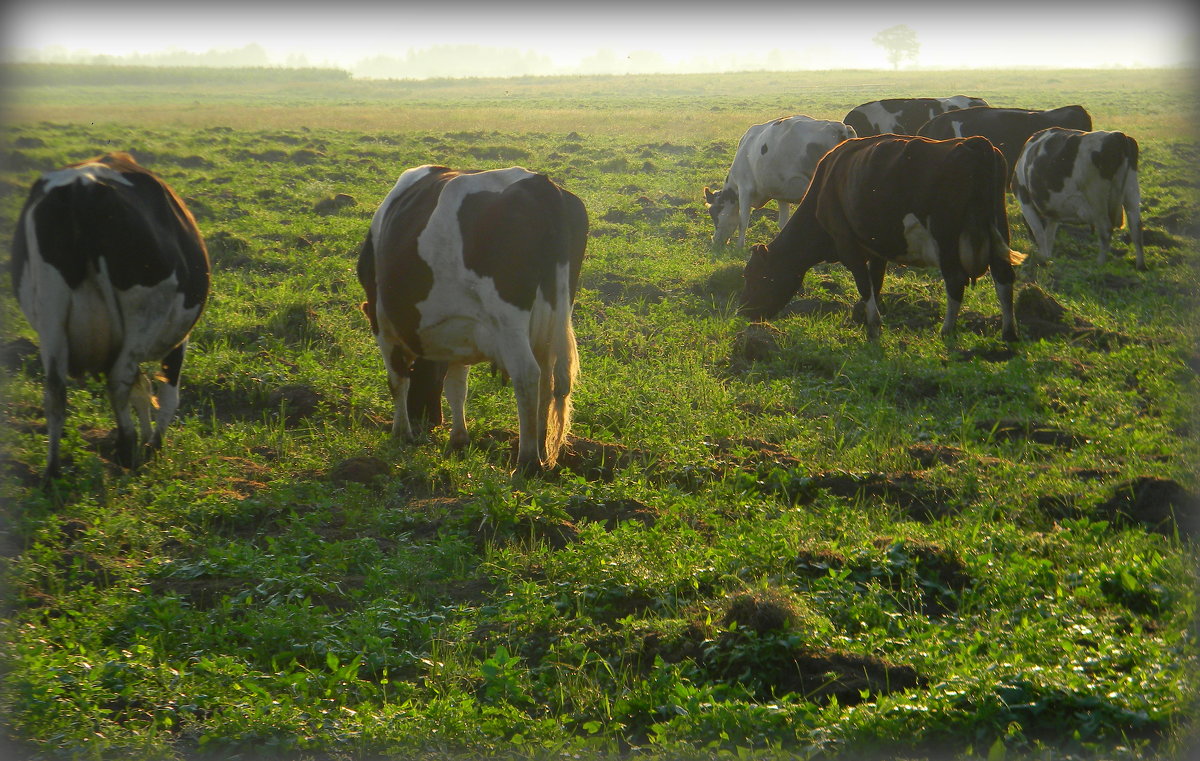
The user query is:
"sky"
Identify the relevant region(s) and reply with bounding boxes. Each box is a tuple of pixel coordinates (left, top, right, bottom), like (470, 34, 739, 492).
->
(1, 0, 1197, 75)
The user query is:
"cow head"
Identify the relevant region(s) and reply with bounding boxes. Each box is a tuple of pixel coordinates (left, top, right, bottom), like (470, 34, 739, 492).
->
(703, 185, 739, 245)
(739, 243, 797, 319)
(947, 95, 988, 110)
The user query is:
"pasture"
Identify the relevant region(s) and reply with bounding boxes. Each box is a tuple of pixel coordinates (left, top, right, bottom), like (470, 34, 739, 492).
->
(0, 66, 1198, 760)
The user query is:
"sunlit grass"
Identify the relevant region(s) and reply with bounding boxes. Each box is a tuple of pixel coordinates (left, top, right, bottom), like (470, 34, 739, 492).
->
(0, 67, 1196, 760)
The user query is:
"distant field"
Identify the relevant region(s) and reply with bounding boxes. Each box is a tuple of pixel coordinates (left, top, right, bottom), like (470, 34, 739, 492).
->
(4, 66, 1195, 138)
(0, 66, 1198, 760)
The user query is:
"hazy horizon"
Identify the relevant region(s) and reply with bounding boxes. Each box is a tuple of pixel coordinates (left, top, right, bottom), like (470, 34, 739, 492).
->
(3, 0, 1197, 79)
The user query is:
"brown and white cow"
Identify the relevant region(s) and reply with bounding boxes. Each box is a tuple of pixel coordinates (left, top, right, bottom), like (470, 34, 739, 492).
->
(1013, 128, 1144, 270)
(11, 152, 210, 481)
(843, 95, 989, 137)
(703, 115, 856, 248)
(740, 135, 1025, 342)
(357, 165, 587, 471)
(916, 105, 1093, 182)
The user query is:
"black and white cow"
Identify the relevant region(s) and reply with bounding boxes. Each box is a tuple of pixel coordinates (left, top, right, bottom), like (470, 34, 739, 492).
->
(1013, 128, 1145, 270)
(11, 152, 210, 480)
(703, 115, 856, 248)
(843, 95, 989, 137)
(357, 165, 587, 471)
(740, 135, 1025, 342)
(917, 105, 1093, 182)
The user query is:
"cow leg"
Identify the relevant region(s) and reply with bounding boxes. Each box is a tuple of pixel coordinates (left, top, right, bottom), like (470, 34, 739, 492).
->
(1095, 224, 1112, 266)
(106, 354, 142, 468)
(383, 345, 414, 441)
(1125, 181, 1145, 271)
(737, 199, 752, 249)
(503, 345, 543, 470)
(988, 247, 1020, 342)
(847, 259, 882, 340)
(131, 370, 154, 455)
(1022, 206, 1056, 265)
(994, 280, 1018, 342)
(149, 342, 187, 451)
(406, 359, 446, 432)
(535, 349, 555, 464)
(777, 201, 791, 230)
(940, 270, 968, 339)
(444, 363, 471, 450)
(40, 348, 68, 482)
(869, 258, 887, 309)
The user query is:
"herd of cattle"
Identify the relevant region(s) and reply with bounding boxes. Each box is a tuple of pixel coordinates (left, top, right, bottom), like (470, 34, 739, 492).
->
(9, 96, 1146, 480)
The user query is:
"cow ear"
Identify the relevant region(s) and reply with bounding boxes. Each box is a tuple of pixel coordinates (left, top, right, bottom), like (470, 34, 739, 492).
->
(703, 187, 715, 203)
(749, 243, 767, 257)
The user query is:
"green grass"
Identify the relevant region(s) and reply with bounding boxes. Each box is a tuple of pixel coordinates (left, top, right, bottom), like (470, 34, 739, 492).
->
(0, 66, 1197, 760)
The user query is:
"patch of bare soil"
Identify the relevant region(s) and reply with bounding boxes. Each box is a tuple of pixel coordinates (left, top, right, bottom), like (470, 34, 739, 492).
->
(198, 456, 273, 501)
(699, 438, 960, 521)
(473, 515, 580, 551)
(613, 592, 926, 707)
(564, 497, 657, 531)
(473, 429, 652, 482)
(950, 344, 1017, 362)
(1093, 477, 1199, 539)
(805, 470, 961, 521)
(976, 419, 1085, 449)
(582, 271, 667, 304)
(1, 337, 38, 371)
(708, 436, 801, 469)
(780, 297, 848, 320)
(794, 537, 972, 617)
(906, 443, 969, 468)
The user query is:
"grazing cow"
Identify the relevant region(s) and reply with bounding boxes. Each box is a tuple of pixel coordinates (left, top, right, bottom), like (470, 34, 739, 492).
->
(1013, 128, 1145, 270)
(11, 152, 210, 481)
(843, 95, 989, 137)
(703, 115, 856, 248)
(740, 135, 1026, 342)
(917, 105, 1093, 181)
(357, 165, 587, 470)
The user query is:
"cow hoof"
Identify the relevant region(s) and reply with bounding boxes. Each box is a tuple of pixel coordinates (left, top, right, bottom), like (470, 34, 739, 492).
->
(448, 431, 470, 450)
(514, 455, 544, 476)
(390, 429, 418, 444)
(1002, 328, 1021, 343)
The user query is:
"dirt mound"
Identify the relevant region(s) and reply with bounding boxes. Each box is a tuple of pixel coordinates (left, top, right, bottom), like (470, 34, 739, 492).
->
(328, 456, 390, 485)
(721, 589, 801, 634)
(730, 322, 783, 366)
(313, 193, 356, 215)
(1017, 284, 1068, 324)
(1094, 477, 1199, 538)
(267, 384, 322, 425)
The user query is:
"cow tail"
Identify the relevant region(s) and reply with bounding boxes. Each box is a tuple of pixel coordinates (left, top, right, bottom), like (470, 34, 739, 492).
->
(977, 140, 1026, 267)
(356, 229, 380, 334)
(544, 317, 577, 468)
(544, 190, 586, 469)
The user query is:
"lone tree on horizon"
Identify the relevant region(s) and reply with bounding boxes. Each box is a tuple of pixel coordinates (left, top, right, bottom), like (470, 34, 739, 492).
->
(873, 24, 921, 69)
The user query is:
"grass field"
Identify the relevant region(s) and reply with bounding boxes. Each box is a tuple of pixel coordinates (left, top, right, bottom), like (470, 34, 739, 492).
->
(0, 65, 1198, 760)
